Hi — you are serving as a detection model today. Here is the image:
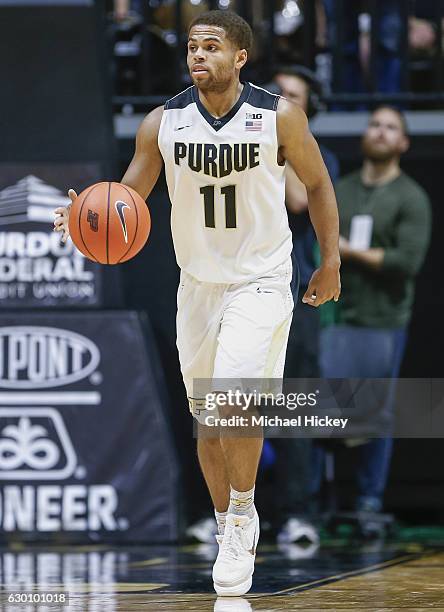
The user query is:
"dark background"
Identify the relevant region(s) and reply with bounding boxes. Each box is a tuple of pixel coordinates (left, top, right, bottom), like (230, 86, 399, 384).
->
(0, 0, 442, 525)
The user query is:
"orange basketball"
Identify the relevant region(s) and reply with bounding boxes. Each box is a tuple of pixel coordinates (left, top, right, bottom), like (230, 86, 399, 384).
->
(68, 182, 151, 264)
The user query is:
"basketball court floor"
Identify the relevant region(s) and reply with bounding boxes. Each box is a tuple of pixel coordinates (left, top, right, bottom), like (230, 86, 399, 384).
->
(1, 537, 442, 610)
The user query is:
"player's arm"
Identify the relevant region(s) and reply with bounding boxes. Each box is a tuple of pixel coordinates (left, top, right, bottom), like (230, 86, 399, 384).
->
(120, 105, 164, 198)
(285, 164, 309, 214)
(54, 105, 164, 242)
(277, 97, 341, 306)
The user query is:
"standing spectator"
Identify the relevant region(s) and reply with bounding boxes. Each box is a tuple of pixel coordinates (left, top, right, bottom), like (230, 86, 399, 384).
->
(270, 66, 340, 544)
(315, 106, 431, 526)
(323, 0, 443, 96)
(323, 0, 404, 95)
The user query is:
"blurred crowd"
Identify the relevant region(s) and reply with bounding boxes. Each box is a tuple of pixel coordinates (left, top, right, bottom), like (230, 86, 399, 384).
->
(107, 0, 444, 101)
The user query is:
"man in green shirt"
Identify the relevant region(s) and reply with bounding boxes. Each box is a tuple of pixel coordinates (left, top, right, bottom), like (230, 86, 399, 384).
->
(315, 106, 431, 522)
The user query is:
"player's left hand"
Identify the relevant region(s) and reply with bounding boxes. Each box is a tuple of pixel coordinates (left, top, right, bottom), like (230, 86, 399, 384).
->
(53, 189, 76, 243)
(302, 264, 341, 307)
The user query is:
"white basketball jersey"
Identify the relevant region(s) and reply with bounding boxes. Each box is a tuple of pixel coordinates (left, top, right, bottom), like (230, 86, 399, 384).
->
(158, 82, 293, 283)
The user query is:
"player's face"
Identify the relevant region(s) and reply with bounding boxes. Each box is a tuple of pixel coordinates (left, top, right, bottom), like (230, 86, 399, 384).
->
(187, 25, 246, 92)
(362, 108, 409, 162)
(273, 74, 309, 113)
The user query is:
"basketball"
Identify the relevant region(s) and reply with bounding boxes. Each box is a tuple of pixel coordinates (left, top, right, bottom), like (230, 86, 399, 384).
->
(68, 182, 151, 264)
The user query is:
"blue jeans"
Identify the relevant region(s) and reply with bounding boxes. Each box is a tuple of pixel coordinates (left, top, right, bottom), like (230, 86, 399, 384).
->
(312, 325, 407, 511)
(323, 0, 402, 97)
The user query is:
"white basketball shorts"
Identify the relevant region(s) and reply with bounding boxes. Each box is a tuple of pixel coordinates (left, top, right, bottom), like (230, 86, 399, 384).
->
(176, 258, 294, 419)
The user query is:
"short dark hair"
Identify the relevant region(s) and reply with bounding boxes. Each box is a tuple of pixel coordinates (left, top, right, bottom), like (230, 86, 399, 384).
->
(274, 64, 317, 87)
(189, 10, 253, 52)
(273, 64, 323, 118)
(371, 105, 409, 136)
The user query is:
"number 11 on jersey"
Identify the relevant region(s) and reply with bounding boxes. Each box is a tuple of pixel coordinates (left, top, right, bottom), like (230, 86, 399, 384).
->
(200, 185, 237, 229)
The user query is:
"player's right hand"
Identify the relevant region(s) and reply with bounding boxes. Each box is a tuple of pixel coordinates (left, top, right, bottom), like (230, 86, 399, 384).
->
(53, 189, 77, 243)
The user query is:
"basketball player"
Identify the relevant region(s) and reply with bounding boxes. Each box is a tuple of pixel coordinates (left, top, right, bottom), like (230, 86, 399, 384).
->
(54, 10, 341, 596)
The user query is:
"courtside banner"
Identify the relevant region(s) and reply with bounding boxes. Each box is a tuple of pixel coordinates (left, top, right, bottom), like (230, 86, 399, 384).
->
(0, 312, 178, 542)
(0, 164, 103, 308)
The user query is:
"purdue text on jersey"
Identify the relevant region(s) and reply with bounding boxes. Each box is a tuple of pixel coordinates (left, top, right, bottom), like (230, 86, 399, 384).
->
(174, 142, 260, 178)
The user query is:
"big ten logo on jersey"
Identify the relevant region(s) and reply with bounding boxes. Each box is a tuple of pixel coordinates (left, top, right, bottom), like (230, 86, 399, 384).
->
(174, 142, 260, 178)
(245, 112, 263, 132)
(0, 326, 128, 534)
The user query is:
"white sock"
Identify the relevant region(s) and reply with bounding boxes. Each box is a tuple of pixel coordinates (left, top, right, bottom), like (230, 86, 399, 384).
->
(228, 485, 255, 519)
(215, 509, 227, 536)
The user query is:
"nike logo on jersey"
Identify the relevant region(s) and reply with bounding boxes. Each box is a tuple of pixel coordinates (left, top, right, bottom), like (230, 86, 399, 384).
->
(115, 200, 130, 243)
(174, 124, 192, 131)
(257, 287, 273, 294)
